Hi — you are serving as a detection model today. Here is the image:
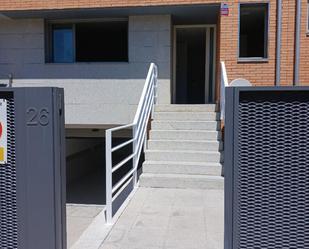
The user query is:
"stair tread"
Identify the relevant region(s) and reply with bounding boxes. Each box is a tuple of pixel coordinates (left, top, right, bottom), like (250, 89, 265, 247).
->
(143, 160, 222, 166)
(148, 139, 221, 143)
(141, 173, 224, 180)
(146, 149, 221, 154)
(156, 104, 216, 107)
(152, 120, 218, 123)
(151, 130, 219, 133)
(155, 111, 219, 114)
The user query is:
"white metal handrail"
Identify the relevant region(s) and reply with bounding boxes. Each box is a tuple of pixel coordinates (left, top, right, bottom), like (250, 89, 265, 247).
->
(105, 63, 158, 224)
(220, 61, 229, 123)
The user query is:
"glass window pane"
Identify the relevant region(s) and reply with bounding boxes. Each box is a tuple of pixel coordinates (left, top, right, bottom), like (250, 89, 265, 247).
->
(75, 21, 128, 62)
(53, 27, 74, 63)
(239, 4, 268, 58)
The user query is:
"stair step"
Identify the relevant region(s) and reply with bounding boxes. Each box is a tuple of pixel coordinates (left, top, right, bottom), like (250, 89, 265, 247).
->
(151, 120, 220, 131)
(139, 173, 224, 189)
(153, 112, 219, 121)
(145, 150, 223, 163)
(141, 106, 224, 190)
(143, 161, 222, 176)
(148, 140, 222, 151)
(150, 130, 221, 141)
(155, 104, 217, 112)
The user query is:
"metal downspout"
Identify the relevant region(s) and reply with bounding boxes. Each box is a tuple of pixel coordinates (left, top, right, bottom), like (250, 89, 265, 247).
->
(294, 0, 301, 85)
(276, 0, 282, 86)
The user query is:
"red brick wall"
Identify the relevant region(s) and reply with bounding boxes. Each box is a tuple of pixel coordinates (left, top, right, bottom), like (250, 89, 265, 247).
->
(219, 0, 276, 86)
(0, 0, 220, 11)
(299, 0, 309, 85)
(280, 0, 296, 86)
(219, 0, 307, 87)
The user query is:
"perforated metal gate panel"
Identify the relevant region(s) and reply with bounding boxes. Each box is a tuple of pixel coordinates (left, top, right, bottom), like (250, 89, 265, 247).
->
(0, 97, 18, 249)
(225, 88, 309, 249)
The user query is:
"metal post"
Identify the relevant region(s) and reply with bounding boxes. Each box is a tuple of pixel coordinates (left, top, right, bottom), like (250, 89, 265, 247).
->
(8, 74, 13, 87)
(294, 0, 301, 85)
(220, 62, 229, 122)
(154, 66, 158, 104)
(105, 130, 113, 224)
(275, 0, 282, 86)
(150, 67, 157, 131)
(151, 84, 156, 120)
(144, 124, 148, 151)
(132, 126, 138, 186)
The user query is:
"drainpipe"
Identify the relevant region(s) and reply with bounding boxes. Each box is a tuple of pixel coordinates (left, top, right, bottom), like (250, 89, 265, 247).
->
(294, 0, 301, 85)
(276, 0, 282, 86)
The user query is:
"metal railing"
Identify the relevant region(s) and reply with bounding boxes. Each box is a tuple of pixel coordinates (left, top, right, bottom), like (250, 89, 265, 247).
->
(220, 61, 229, 123)
(105, 63, 158, 224)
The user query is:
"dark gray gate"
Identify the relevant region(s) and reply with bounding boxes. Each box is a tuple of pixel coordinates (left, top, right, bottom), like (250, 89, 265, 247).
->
(0, 88, 66, 249)
(225, 87, 309, 249)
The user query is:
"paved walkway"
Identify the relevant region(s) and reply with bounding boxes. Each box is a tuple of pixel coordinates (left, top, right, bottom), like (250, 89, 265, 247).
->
(67, 204, 104, 248)
(99, 187, 224, 249)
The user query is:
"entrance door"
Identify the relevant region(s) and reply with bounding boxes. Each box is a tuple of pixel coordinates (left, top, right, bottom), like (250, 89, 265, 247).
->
(173, 26, 216, 104)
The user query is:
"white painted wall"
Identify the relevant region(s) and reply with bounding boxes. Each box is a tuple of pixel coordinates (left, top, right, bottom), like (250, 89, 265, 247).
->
(0, 15, 171, 127)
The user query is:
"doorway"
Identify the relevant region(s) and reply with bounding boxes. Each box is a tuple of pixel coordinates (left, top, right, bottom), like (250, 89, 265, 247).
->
(173, 26, 216, 104)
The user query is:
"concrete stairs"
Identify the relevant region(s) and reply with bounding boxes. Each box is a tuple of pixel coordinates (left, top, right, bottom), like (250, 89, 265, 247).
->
(139, 104, 224, 189)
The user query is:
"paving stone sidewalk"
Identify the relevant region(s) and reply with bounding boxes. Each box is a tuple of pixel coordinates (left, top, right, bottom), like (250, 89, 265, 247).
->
(99, 187, 224, 249)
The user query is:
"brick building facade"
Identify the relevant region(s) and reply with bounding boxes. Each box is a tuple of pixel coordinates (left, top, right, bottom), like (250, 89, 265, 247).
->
(0, 0, 307, 87)
(0, 1, 306, 214)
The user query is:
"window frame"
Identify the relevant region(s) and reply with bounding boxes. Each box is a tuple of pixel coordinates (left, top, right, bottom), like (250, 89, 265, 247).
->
(45, 18, 129, 64)
(238, 2, 270, 62)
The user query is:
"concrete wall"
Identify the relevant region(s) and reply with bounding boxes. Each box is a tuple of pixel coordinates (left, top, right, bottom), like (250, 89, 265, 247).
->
(66, 138, 102, 157)
(66, 138, 103, 182)
(0, 15, 171, 126)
